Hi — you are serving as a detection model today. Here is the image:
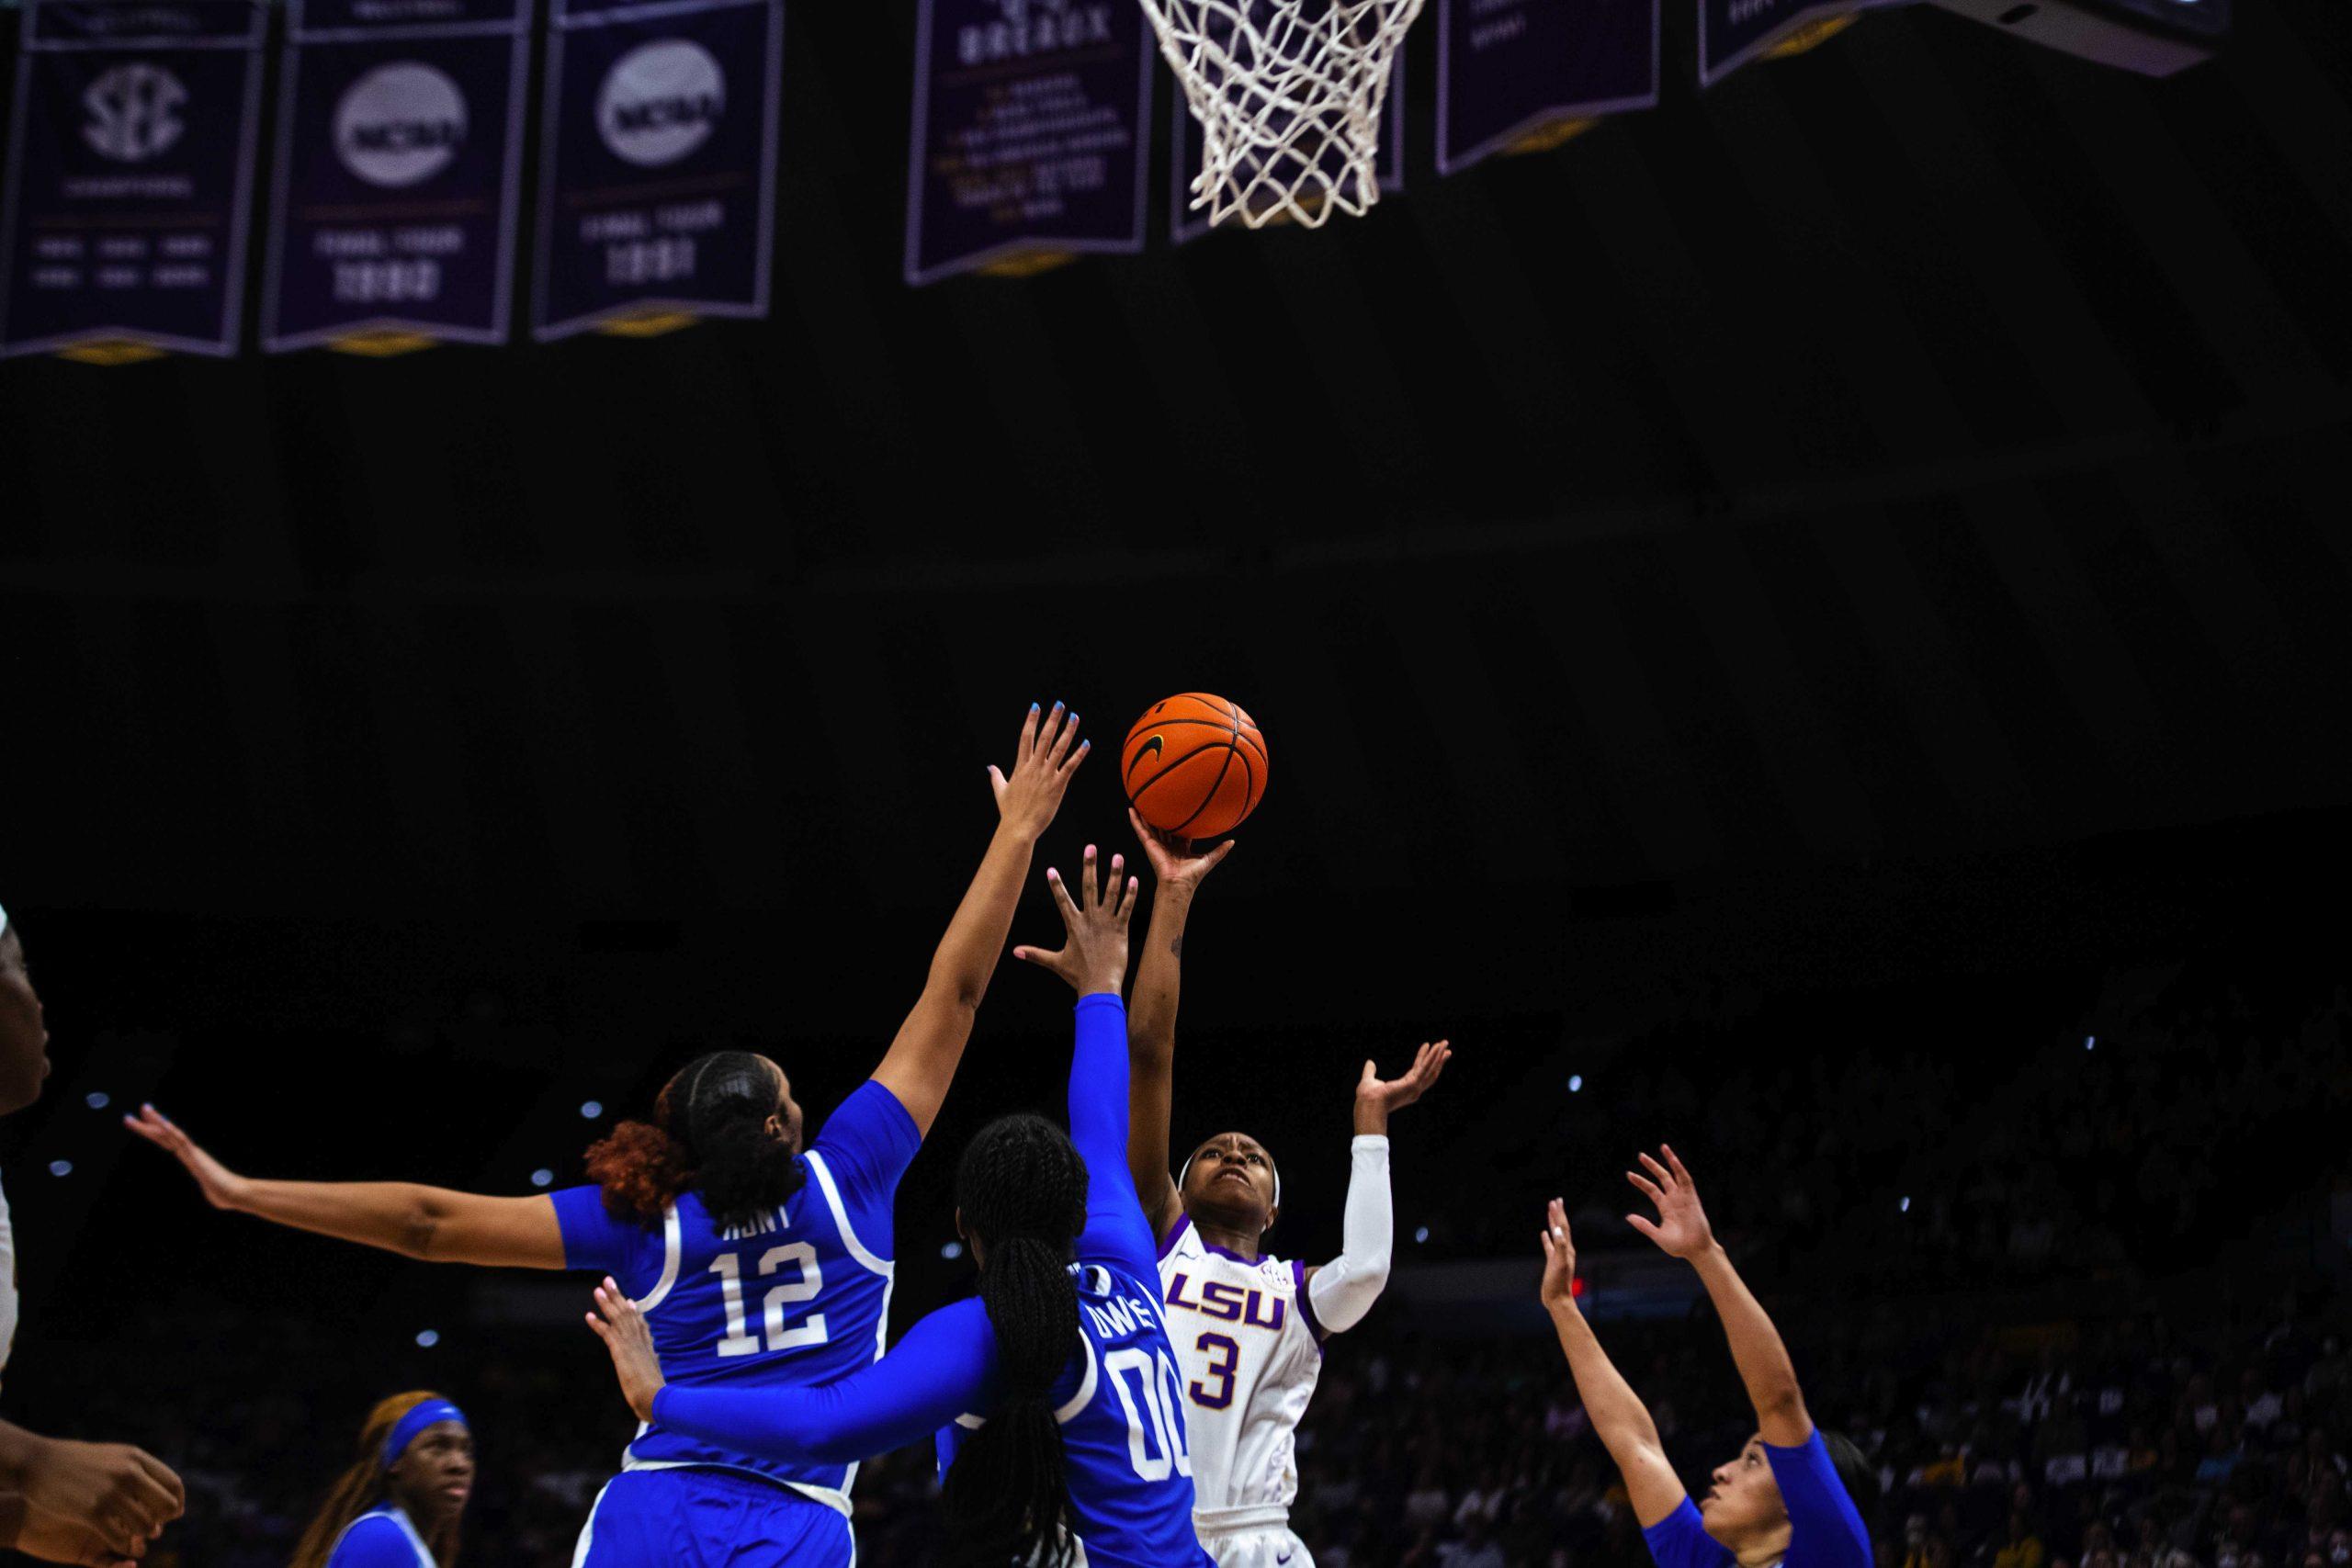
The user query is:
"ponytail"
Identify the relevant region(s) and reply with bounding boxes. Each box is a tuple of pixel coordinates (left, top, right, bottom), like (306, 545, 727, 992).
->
(941, 1114, 1089, 1568)
(584, 1052, 803, 1233)
(288, 1392, 461, 1568)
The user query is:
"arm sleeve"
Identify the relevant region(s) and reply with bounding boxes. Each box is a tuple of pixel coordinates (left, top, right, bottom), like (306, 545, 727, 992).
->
(550, 1186, 648, 1279)
(1304, 1135, 1392, 1338)
(1069, 994, 1156, 1277)
(324, 1517, 424, 1568)
(1769, 1431, 1872, 1568)
(1643, 1500, 1738, 1568)
(809, 1080, 923, 1256)
(652, 1299, 1000, 1464)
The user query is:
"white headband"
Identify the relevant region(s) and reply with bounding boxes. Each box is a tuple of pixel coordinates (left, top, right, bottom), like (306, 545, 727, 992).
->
(1179, 1144, 1281, 1210)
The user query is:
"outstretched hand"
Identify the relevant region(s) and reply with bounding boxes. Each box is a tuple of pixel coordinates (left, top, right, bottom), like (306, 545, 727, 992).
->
(1012, 845, 1137, 998)
(1353, 1040, 1452, 1135)
(989, 703, 1087, 839)
(1537, 1198, 1579, 1314)
(120, 1105, 249, 1213)
(586, 1280, 667, 1426)
(1625, 1145, 1715, 1260)
(1128, 808, 1233, 892)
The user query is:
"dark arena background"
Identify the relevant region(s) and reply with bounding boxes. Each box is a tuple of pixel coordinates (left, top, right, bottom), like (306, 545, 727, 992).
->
(2, 0, 2350, 1559)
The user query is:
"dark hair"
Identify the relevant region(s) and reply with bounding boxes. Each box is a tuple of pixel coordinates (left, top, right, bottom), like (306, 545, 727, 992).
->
(1818, 1429, 1881, 1523)
(582, 1052, 802, 1234)
(940, 1113, 1089, 1568)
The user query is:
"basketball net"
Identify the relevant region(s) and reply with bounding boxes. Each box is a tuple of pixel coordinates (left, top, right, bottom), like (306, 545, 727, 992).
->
(1146, 0, 1421, 230)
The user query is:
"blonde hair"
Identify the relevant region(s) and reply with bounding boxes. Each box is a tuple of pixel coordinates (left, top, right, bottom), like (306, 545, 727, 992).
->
(288, 1392, 462, 1568)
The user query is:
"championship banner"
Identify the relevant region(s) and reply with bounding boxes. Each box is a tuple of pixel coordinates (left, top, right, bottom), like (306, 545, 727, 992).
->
(0, 0, 265, 362)
(1169, 50, 1404, 245)
(263, 0, 532, 354)
(903, 0, 1153, 286)
(533, 0, 783, 340)
(1699, 0, 1870, 85)
(1436, 0, 1656, 174)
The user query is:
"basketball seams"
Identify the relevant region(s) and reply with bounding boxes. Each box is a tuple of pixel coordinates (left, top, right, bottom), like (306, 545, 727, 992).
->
(1125, 737, 1236, 793)
(1124, 693, 1266, 839)
(1173, 739, 1241, 836)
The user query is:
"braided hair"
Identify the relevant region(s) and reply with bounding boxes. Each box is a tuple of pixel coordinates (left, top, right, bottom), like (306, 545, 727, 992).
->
(583, 1051, 804, 1235)
(941, 1112, 1089, 1568)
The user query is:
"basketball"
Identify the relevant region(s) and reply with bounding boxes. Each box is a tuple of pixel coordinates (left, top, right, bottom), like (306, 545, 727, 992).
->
(1122, 693, 1269, 839)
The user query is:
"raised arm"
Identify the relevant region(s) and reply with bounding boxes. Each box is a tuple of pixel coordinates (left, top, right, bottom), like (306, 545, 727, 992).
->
(1301, 1042, 1450, 1336)
(1626, 1145, 1811, 1445)
(1123, 814, 1232, 1241)
(122, 1105, 565, 1269)
(590, 1283, 993, 1463)
(1539, 1201, 1687, 1528)
(870, 704, 1088, 1137)
(1012, 846, 1154, 1271)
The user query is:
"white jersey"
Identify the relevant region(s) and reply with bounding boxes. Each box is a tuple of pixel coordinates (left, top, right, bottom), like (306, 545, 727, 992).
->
(1157, 1213, 1324, 1533)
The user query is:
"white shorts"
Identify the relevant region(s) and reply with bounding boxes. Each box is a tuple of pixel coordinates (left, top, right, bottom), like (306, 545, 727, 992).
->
(1199, 1526, 1313, 1568)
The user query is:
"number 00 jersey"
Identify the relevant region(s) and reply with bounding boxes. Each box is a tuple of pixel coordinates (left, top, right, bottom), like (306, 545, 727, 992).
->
(1156, 1214, 1326, 1529)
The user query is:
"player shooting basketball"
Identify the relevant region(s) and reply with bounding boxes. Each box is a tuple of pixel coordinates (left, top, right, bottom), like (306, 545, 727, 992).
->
(1122, 814, 1449, 1568)
(1537, 1151, 1874, 1568)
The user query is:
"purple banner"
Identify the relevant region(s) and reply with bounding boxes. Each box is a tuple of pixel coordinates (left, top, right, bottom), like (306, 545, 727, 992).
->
(1436, 0, 1656, 174)
(1168, 49, 1405, 245)
(262, 0, 531, 352)
(0, 0, 265, 358)
(532, 0, 782, 340)
(1700, 0, 1867, 84)
(903, 0, 1152, 285)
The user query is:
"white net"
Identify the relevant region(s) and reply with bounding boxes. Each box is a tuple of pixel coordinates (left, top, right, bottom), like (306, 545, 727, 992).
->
(1146, 0, 1423, 230)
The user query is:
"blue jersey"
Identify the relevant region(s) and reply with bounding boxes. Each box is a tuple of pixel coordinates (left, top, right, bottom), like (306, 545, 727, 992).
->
(554, 1078, 922, 1514)
(654, 995, 1213, 1568)
(1643, 1431, 1871, 1568)
(323, 1504, 433, 1568)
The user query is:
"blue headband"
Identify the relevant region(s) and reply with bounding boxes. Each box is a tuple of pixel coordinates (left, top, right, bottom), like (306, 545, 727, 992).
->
(381, 1400, 468, 1469)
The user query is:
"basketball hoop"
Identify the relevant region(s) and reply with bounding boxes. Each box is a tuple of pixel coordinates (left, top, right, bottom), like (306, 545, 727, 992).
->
(1145, 0, 1421, 230)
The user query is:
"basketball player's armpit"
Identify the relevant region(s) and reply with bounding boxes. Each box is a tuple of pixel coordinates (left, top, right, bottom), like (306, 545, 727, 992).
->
(1306, 1135, 1392, 1334)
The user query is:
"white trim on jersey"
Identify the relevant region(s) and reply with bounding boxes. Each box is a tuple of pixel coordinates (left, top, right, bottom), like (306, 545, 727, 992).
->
(949, 1330, 1102, 1432)
(612, 1457, 854, 1518)
(569, 1480, 610, 1568)
(804, 1150, 890, 1276)
(634, 1206, 684, 1312)
(840, 1255, 894, 1502)
(326, 1503, 433, 1568)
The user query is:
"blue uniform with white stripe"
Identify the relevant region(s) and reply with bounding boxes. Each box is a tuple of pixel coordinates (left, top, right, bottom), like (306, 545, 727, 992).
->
(653, 995, 1214, 1568)
(557, 1079, 921, 1567)
(323, 1504, 433, 1568)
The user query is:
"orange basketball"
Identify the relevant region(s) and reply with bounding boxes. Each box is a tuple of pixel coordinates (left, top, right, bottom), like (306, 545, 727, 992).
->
(1122, 694, 1269, 839)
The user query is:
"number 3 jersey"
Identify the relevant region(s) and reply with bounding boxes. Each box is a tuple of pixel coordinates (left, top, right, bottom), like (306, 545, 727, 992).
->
(551, 1079, 921, 1516)
(1156, 1215, 1325, 1529)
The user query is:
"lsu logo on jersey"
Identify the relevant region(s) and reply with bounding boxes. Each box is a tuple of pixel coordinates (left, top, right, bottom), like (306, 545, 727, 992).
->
(1162, 1271, 1287, 1333)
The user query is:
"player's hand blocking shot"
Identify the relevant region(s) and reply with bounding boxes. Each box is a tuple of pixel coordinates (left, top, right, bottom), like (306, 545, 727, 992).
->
(1124, 818, 1450, 1568)
(1538, 1151, 1876, 1568)
(593, 850, 1216, 1568)
(123, 706, 1089, 1568)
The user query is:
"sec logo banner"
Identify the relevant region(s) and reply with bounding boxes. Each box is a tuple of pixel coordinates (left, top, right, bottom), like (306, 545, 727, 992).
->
(82, 62, 189, 163)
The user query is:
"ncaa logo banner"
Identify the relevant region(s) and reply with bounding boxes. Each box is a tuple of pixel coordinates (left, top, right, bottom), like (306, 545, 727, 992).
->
(263, 0, 534, 353)
(0, 0, 266, 360)
(1169, 50, 1405, 246)
(1699, 0, 1877, 83)
(533, 0, 782, 339)
(1436, 0, 1656, 175)
(903, 0, 1152, 285)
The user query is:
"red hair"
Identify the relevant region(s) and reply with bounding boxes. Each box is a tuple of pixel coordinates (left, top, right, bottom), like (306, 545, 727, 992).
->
(582, 1114, 693, 1227)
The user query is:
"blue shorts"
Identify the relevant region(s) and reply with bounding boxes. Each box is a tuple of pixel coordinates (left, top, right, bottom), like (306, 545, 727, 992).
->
(571, 1468, 855, 1568)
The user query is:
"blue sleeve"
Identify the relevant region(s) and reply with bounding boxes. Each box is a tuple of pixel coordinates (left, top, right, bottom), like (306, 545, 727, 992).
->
(652, 1298, 1001, 1464)
(325, 1517, 421, 1568)
(1770, 1431, 1872, 1568)
(1069, 993, 1156, 1278)
(1644, 1499, 1736, 1568)
(809, 1080, 923, 1258)
(550, 1185, 651, 1279)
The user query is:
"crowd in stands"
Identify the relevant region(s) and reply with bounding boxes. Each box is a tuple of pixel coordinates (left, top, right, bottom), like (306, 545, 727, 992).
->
(3, 973, 2342, 1567)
